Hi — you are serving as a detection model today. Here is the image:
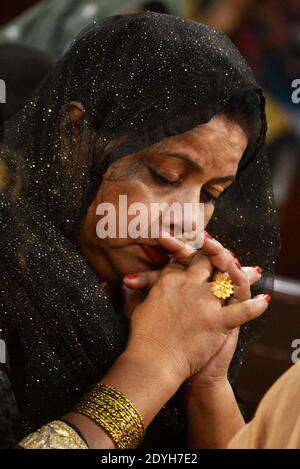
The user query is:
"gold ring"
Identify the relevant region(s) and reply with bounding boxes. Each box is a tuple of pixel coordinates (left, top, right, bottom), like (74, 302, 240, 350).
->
(211, 274, 234, 300)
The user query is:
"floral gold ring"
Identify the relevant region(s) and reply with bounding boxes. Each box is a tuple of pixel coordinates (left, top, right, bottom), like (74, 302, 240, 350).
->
(211, 274, 234, 300)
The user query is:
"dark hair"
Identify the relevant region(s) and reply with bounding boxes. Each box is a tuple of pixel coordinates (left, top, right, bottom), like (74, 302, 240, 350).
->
(96, 90, 263, 179)
(222, 91, 262, 143)
(91, 90, 263, 195)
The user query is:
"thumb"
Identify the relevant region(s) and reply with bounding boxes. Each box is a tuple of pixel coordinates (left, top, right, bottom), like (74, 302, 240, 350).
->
(121, 285, 145, 319)
(222, 294, 270, 330)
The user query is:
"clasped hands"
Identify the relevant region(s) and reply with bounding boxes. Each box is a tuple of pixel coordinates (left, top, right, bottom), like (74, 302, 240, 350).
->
(122, 231, 268, 392)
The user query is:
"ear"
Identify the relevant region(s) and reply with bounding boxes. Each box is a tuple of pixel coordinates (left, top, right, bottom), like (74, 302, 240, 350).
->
(59, 101, 93, 141)
(57, 101, 97, 170)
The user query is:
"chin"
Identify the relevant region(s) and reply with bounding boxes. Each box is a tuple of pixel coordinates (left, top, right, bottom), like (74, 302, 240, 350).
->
(104, 251, 144, 281)
(104, 241, 167, 283)
(116, 258, 151, 278)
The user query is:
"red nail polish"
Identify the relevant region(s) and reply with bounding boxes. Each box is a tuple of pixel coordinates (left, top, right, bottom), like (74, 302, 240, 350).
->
(125, 274, 138, 279)
(235, 259, 242, 270)
(204, 231, 213, 240)
(253, 266, 263, 274)
(264, 294, 271, 304)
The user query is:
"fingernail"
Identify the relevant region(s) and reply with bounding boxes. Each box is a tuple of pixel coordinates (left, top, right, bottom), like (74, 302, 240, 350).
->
(235, 258, 242, 270)
(264, 294, 271, 304)
(204, 230, 213, 240)
(253, 266, 263, 274)
(204, 231, 223, 247)
(124, 274, 138, 280)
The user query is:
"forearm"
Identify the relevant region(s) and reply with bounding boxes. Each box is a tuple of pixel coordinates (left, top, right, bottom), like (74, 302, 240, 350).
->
(183, 380, 245, 448)
(63, 348, 182, 449)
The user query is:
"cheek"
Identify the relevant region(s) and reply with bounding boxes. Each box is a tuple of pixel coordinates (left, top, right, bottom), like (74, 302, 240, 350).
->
(96, 177, 155, 244)
(100, 178, 154, 212)
(204, 204, 215, 227)
(97, 168, 215, 239)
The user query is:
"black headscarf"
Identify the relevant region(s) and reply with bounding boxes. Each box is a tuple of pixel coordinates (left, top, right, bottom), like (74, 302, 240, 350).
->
(0, 13, 279, 447)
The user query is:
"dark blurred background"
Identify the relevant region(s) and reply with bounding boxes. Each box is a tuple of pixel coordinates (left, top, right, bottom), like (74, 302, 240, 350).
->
(0, 1, 39, 26)
(0, 0, 299, 421)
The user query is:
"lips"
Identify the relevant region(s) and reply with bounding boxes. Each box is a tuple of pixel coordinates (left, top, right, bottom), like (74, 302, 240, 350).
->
(140, 245, 170, 267)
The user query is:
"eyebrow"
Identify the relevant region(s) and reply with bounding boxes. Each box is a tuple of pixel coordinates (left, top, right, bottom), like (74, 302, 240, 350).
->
(156, 151, 236, 182)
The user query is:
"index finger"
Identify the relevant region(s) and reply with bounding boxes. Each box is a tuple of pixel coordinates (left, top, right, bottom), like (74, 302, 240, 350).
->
(201, 231, 235, 271)
(186, 251, 214, 282)
(158, 231, 198, 265)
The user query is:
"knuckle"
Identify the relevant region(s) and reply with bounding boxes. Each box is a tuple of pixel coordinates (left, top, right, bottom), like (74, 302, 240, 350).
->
(160, 268, 182, 288)
(240, 272, 249, 285)
(174, 254, 191, 266)
(218, 255, 232, 271)
(238, 285, 251, 300)
(243, 301, 255, 321)
(191, 253, 213, 273)
(149, 270, 160, 281)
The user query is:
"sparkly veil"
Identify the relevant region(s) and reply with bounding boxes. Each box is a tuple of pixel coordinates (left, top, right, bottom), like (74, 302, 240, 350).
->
(0, 13, 280, 447)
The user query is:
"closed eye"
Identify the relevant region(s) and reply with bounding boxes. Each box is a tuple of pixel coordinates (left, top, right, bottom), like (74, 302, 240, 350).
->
(201, 188, 218, 205)
(148, 165, 222, 204)
(148, 166, 179, 187)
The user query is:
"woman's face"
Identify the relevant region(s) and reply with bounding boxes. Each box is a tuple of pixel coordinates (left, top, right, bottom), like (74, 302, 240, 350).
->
(78, 114, 248, 283)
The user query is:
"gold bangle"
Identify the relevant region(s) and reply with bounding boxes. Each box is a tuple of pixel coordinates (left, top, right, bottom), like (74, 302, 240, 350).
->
(74, 383, 145, 449)
(19, 420, 88, 449)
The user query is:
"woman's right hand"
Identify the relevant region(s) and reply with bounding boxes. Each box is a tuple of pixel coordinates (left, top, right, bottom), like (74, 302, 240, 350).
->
(124, 251, 269, 387)
(123, 231, 260, 303)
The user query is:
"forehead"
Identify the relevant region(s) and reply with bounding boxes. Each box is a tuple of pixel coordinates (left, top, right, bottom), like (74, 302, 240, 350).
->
(149, 115, 248, 170)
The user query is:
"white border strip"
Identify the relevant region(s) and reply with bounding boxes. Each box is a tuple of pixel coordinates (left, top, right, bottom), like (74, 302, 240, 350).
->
(274, 276, 300, 297)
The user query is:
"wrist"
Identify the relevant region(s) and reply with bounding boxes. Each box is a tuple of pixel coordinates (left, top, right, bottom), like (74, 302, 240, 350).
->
(62, 346, 185, 448)
(181, 378, 231, 404)
(120, 346, 184, 395)
(97, 347, 183, 427)
(182, 379, 244, 449)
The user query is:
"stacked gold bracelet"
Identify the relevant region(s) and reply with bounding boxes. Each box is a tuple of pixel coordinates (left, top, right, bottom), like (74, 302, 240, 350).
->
(74, 383, 145, 449)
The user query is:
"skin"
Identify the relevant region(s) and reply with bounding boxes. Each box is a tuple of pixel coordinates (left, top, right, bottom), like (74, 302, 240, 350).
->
(45, 102, 269, 449)
(78, 108, 247, 283)
(63, 254, 267, 449)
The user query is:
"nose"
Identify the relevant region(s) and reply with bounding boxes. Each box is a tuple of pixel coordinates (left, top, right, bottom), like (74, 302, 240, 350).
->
(166, 204, 204, 246)
(166, 187, 205, 247)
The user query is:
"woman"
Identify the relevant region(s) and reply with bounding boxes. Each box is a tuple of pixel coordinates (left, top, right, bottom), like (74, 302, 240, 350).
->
(0, 12, 279, 448)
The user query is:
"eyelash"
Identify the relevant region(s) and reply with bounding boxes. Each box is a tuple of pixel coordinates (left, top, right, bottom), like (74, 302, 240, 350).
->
(201, 188, 218, 205)
(148, 166, 218, 204)
(148, 166, 178, 187)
